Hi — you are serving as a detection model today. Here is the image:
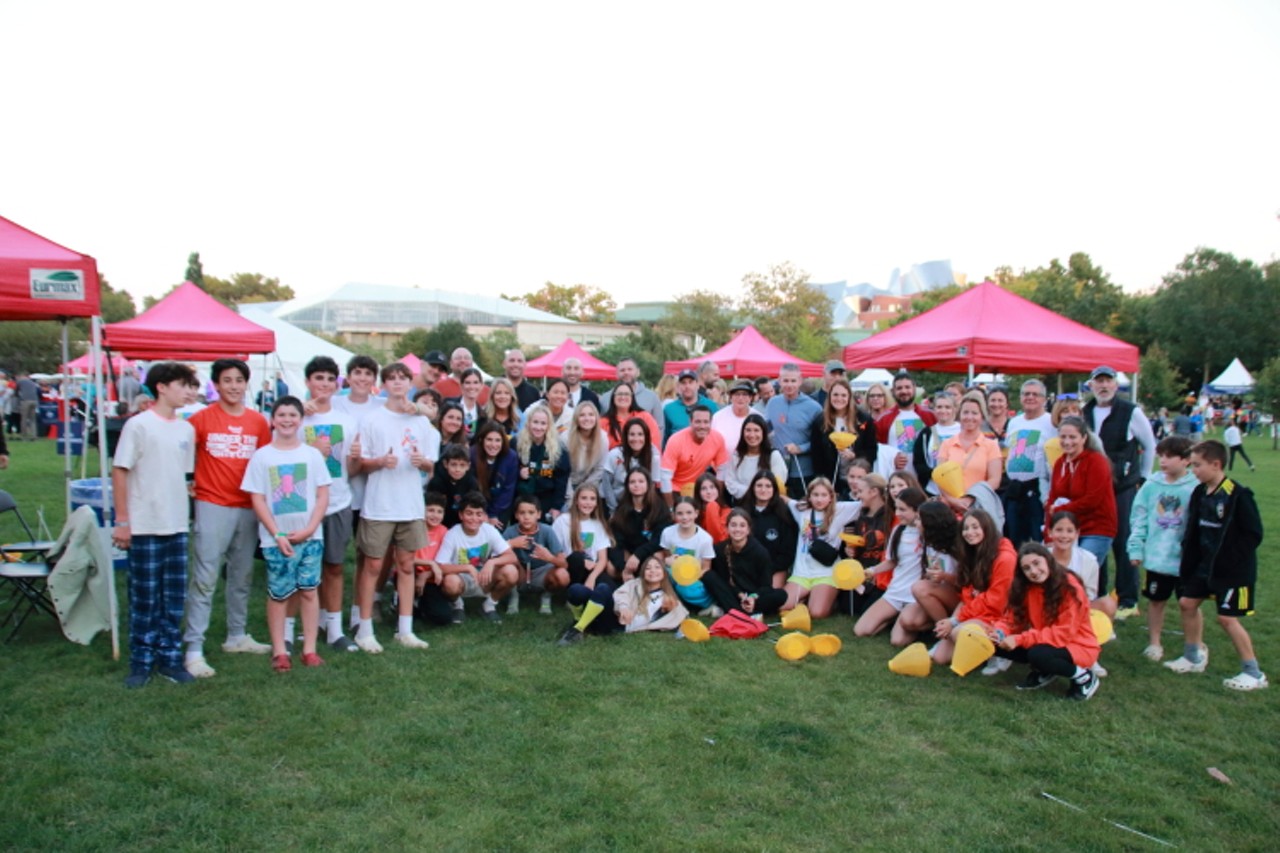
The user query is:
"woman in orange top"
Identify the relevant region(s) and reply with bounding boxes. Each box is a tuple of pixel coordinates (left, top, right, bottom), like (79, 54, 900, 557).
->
(601, 383, 659, 450)
(935, 392, 1003, 513)
(990, 543, 1101, 700)
(928, 508, 1015, 666)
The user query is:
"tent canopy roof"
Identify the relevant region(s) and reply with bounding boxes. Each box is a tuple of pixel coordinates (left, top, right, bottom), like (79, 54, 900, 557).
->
(1206, 357, 1254, 394)
(665, 325, 824, 378)
(525, 339, 615, 380)
(0, 215, 101, 320)
(843, 282, 1139, 374)
(104, 282, 275, 359)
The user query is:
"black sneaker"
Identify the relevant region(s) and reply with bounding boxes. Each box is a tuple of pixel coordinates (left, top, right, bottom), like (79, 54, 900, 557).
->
(557, 627, 584, 647)
(124, 667, 150, 689)
(1066, 671, 1100, 701)
(481, 608, 503, 624)
(1015, 670, 1058, 691)
(155, 665, 197, 685)
(329, 634, 359, 652)
(451, 608, 466, 625)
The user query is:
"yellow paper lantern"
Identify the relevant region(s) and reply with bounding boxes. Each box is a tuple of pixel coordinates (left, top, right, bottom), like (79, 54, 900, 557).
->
(931, 460, 965, 498)
(828, 431, 857, 451)
(888, 642, 932, 677)
(810, 633, 843, 657)
(775, 632, 812, 661)
(671, 555, 702, 586)
(1044, 437, 1063, 468)
(950, 622, 996, 677)
(680, 619, 710, 643)
(1090, 609, 1114, 644)
(832, 559, 866, 591)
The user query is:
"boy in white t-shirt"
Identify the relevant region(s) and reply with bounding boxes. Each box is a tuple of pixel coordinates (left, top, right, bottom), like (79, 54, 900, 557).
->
(112, 362, 198, 688)
(354, 362, 439, 652)
(436, 493, 520, 623)
(241, 396, 331, 672)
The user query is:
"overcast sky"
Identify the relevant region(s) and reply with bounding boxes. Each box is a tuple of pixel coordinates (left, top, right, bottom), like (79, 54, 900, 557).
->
(3, 1, 1277, 309)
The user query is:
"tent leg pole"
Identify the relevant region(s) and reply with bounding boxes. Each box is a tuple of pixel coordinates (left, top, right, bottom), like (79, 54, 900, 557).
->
(92, 316, 119, 661)
(61, 320, 71, 514)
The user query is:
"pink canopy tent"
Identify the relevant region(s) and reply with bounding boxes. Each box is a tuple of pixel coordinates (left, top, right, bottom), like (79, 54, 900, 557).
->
(843, 282, 1139, 374)
(0, 215, 101, 320)
(664, 325, 824, 378)
(398, 353, 424, 375)
(62, 352, 134, 374)
(525, 339, 616, 380)
(103, 281, 275, 360)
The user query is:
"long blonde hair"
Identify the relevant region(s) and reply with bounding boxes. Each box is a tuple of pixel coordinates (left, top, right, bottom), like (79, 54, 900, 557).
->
(485, 377, 523, 426)
(797, 476, 838, 535)
(515, 404, 562, 467)
(568, 483, 614, 551)
(567, 401, 607, 473)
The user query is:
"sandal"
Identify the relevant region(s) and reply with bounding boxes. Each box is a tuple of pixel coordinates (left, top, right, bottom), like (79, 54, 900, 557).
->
(301, 652, 325, 668)
(272, 654, 292, 673)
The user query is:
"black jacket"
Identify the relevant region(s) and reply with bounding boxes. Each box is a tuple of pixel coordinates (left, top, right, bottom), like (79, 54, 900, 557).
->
(1180, 478, 1263, 586)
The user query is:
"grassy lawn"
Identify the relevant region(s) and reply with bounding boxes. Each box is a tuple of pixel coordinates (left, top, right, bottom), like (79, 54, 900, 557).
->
(2, 435, 1277, 851)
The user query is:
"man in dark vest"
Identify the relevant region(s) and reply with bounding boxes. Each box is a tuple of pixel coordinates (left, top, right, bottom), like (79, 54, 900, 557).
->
(1083, 365, 1156, 620)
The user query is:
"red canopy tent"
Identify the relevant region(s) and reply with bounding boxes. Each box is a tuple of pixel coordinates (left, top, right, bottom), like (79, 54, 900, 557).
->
(525, 339, 616, 380)
(843, 282, 1139, 374)
(103, 281, 275, 359)
(665, 325, 824, 378)
(62, 352, 134, 374)
(0, 215, 101, 321)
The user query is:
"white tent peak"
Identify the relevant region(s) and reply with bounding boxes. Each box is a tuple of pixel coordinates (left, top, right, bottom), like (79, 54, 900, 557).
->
(1206, 358, 1254, 394)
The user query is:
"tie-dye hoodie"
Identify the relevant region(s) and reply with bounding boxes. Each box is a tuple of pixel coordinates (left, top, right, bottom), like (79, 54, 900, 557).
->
(1126, 470, 1197, 576)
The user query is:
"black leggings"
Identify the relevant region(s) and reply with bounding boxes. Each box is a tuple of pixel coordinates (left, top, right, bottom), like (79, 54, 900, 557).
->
(701, 572, 788, 616)
(566, 581, 622, 635)
(997, 643, 1078, 677)
(1228, 444, 1253, 470)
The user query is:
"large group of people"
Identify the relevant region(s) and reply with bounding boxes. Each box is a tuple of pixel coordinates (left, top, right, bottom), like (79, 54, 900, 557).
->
(108, 348, 1267, 698)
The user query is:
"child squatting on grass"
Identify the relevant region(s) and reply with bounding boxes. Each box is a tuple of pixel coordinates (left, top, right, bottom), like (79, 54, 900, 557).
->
(989, 543, 1102, 701)
(240, 396, 331, 673)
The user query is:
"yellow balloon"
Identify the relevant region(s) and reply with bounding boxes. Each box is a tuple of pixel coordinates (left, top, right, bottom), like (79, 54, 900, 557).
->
(1090, 609, 1114, 644)
(832, 559, 866, 590)
(680, 619, 710, 643)
(1044, 437, 1063, 468)
(829, 431, 857, 451)
(888, 642, 932, 677)
(671, 554, 701, 586)
(775, 632, 812, 661)
(810, 633, 843, 657)
(950, 622, 996, 677)
(931, 460, 965, 498)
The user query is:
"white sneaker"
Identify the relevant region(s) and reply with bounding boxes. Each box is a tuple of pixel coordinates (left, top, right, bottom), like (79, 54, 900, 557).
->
(355, 635, 384, 654)
(539, 594, 553, 615)
(1223, 672, 1268, 691)
(222, 634, 271, 654)
(1164, 646, 1209, 674)
(1142, 644, 1164, 661)
(1091, 662, 1108, 678)
(393, 632, 429, 650)
(697, 605, 724, 618)
(185, 657, 217, 679)
(981, 656, 1013, 676)
(506, 591, 520, 616)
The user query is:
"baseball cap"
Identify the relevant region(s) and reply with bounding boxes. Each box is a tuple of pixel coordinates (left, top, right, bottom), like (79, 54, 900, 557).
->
(1089, 366, 1117, 380)
(825, 360, 846, 373)
(423, 350, 449, 369)
(677, 370, 697, 382)
(729, 380, 754, 396)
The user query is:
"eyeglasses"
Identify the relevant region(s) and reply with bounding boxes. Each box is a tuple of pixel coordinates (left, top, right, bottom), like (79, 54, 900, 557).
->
(867, 393, 885, 399)
(1021, 391, 1044, 398)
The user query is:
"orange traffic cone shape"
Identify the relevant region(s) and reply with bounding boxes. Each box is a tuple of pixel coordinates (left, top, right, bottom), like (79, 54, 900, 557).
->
(931, 460, 965, 498)
(832, 559, 865, 590)
(810, 634, 842, 656)
(889, 642, 932, 677)
(775, 632, 812, 661)
(951, 623, 996, 676)
(1090, 609, 1114, 644)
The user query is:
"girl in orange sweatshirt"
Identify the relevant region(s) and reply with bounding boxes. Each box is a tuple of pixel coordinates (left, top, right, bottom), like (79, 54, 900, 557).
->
(928, 508, 1015, 666)
(990, 543, 1101, 700)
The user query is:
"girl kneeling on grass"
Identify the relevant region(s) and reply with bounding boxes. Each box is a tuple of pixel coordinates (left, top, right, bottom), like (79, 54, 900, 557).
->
(240, 396, 332, 673)
(893, 501, 962, 644)
(553, 484, 618, 645)
(854, 487, 927, 640)
(782, 476, 861, 618)
(927, 508, 1016, 669)
(990, 543, 1101, 700)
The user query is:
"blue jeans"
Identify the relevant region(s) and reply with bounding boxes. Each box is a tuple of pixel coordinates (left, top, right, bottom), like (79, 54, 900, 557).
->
(1078, 535, 1113, 599)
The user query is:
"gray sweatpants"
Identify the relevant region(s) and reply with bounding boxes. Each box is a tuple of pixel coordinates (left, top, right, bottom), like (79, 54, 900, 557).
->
(184, 500, 259, 649)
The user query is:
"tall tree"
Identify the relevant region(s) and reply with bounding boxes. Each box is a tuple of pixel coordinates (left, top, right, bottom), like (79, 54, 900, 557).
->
(888, 283, 970, 327)
(1136, 344, 1187, 413)
(420, 320, 480, 363)
(502, 282, 617, 323)
(740, 262, 838, 361)
(185, 252, 204, 287)
(1004, 252, 1126, 335)
(593, 325, 690, 386)
(397, 327, 433, 360)
(98, 276, 138, 324)
(478, 329, 522, 375)
(663, 289, 737, 351)
(146, 271, 296, 309)
(0, 323, 84, 373)
(1147, 248, 1280, 385)
(1253, 355, 1280, 421)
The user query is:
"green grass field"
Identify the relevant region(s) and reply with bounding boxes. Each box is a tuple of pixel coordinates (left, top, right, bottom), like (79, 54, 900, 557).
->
(2, 435, 1277, 851)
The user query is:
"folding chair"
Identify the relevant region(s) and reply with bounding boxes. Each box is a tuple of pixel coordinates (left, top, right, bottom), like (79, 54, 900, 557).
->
(0, 490, 57, 642)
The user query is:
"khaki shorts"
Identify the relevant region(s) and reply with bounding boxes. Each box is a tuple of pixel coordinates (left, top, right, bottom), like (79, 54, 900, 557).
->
(357, 518, 427, 557)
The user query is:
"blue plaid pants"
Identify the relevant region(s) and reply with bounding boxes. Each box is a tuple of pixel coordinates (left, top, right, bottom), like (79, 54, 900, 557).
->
(128, 533, 189, 670)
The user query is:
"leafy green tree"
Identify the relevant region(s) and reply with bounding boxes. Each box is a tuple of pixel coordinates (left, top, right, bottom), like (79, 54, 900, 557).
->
(98, 276, 137, 323)
(478, 329, 522, 374)
(1136, 344, 1187, 413)
(396, 328, 433, 360)
(592, 325, 689, 387)
(1253, 355, 1280, 419)
(740, 262, 838, 361)
(146, 270, 295, 309)
(502, 282, 617, 323)
(889, 283, 969, 326)
(185, 252, 204, 287)
(1005, 253, 1126, 335)
(664, 289, 736, 350)
(420, 320, 480, 364)
(0, 322, 84, 373)
(1147, 248, 1280, 385)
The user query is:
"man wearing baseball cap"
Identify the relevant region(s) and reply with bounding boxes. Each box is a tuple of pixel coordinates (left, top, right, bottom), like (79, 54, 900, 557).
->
(1083, 365, 1156, 620)
(812, 360, 846, 406)
(712, 380, 755, 449)
(662, 370, 717, 445)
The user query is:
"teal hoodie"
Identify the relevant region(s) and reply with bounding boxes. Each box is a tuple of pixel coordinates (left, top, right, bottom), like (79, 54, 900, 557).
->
(1127, 470, 1197, 576)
